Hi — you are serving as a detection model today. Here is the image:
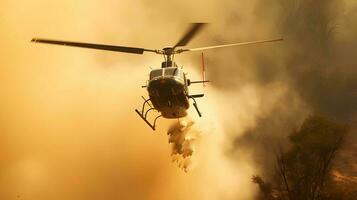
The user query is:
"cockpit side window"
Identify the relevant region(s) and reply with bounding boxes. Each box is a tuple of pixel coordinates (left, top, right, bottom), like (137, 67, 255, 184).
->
(176, 69, 184, 78)
(150, 69, 163, 79)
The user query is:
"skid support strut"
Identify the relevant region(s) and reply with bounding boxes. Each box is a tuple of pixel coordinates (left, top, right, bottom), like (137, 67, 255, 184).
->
(188, 94, 204, 117)
(135, 96, 162, 130)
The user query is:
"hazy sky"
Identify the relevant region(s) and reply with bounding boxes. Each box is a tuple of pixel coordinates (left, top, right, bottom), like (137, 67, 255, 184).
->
(0, 1, 260, 199)
(1, 0, 356, 200)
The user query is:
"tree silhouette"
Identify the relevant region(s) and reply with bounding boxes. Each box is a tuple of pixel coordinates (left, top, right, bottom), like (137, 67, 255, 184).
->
(253, 115, 349, 200)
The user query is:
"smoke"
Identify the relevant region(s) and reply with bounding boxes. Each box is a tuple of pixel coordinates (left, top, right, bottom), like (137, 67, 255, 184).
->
(221, 0, 357, 179)
(1, 0, 357, 199)
(0, 0, 260, 199)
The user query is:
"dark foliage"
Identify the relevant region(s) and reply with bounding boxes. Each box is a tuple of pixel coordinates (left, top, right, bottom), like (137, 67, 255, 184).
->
(253, 115, 349, 200)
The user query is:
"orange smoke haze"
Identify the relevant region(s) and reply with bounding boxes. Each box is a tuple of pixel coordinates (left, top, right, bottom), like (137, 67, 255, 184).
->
(0, 0, 267, 199)
(1, 0, 357, 200)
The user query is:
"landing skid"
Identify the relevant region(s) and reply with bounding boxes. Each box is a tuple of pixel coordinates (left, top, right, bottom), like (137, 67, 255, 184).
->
(135, 96, 162, 130)
(136, 95, 204, 130)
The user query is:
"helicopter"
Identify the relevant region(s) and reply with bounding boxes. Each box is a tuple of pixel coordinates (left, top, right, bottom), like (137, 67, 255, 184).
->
(31, 23, 283, 130)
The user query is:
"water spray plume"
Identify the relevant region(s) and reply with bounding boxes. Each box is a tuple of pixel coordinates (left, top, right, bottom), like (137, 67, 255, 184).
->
(167, 119, 199, 172)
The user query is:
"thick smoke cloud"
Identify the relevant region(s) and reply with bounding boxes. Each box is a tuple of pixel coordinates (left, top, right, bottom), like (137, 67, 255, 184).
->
(1, 0, 356, 199)
(274, 0, 357, 121)
(226, 0, 357, 178)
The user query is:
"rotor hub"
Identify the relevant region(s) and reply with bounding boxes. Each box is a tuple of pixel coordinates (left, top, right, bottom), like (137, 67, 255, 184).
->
(162, 47, 174, 55)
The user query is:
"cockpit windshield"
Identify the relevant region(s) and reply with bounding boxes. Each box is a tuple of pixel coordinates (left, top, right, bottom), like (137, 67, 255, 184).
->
(150, 67, 184, 80)
(164, 68, 179, 76)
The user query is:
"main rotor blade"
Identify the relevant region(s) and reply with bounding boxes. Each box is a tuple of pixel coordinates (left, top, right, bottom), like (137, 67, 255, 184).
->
(174, 23, 206, 48)
(184, 38, 283, 52)
(31, 38, 157, 54)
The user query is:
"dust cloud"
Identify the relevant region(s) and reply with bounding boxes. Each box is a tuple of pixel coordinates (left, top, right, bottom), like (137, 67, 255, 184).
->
(1, 0, 356, 200)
